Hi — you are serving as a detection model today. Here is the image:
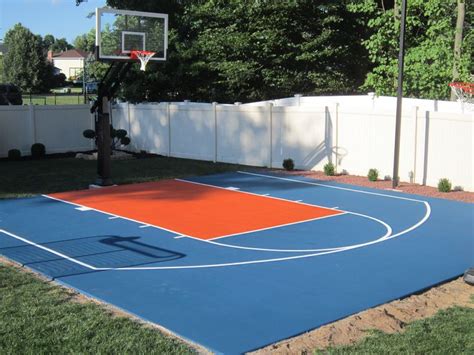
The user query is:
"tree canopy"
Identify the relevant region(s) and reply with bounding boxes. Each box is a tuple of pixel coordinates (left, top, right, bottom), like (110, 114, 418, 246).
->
(349, 0, 473, 100)
(3, 24, 55, 93)
(95, 0, 473, 102)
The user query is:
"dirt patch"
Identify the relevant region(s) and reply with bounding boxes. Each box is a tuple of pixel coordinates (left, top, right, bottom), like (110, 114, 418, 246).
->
(251, 278, 473, 354)
(250, 169, 473, 354)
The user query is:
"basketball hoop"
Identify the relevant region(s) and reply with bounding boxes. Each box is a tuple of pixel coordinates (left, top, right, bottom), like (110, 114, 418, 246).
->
(449, 82, 474, 112)
(130, 50, 156, 71)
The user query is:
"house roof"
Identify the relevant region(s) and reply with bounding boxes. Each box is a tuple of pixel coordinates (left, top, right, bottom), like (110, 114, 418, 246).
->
(53, 49, 89, 59)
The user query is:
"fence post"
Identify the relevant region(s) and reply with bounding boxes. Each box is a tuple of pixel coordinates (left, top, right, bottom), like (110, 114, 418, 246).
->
(127, 102, 131, 141)
(213, 102, 218, 163)
(267, 102, 273, 168)
(412, 106, 419, 183)
(422, 111, 431, 186)
(334, 103, 340, 173)
(28, 104, 37, 147)
(294, 94, 302, 106)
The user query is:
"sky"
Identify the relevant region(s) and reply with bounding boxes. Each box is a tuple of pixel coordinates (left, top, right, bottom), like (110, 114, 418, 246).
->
(0, 0, 107, 44)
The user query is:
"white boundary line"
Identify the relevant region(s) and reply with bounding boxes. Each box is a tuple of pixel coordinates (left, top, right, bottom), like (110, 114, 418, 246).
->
(175, 178, 342, 212)
(0, 174, 431, 271)
(237, 171, 428, 203)
(207, 213, 346, 241)
(0, 229, 98, 270)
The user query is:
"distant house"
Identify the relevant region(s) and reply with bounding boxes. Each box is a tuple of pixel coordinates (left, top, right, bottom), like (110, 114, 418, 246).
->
(0, 41, 5, 56)
(47, 49, 89, 81)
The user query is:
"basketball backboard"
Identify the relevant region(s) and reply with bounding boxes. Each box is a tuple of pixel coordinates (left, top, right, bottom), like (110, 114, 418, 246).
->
(95, 7, 168, 62)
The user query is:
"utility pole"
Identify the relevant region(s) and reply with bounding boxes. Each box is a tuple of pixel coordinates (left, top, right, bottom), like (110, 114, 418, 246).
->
(392, 0, 408, 189)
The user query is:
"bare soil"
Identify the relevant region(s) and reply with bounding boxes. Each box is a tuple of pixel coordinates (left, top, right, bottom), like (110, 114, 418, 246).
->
(251, 169, 474, 354)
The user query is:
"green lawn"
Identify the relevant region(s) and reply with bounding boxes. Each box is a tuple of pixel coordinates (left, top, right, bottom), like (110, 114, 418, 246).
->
(319, 305, 474, 354)
(22, 94, 87, 105)
(0, 263, 194, 354)
(0, 156, 473, 353)
(0, 155, 241, 199)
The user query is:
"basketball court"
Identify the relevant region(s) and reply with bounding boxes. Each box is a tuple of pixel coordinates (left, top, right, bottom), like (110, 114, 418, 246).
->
(0, 171, 472, 353)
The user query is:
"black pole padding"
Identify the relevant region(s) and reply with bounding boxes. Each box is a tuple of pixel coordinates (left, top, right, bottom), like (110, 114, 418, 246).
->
(392, 0, 408, 189)
(95, 97, 113, 186)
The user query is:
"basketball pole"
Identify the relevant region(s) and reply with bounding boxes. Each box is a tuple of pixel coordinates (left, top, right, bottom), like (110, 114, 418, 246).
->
(392, 0, 408, 189)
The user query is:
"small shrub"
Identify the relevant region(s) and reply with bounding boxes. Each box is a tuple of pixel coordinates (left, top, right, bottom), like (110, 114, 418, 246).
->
(83, 129, 96, 139)
(120, 136, 131, 146)
(324, 162, 335, 176)
(31, 143, 46, 158)
(367, 168, 379, 182)
(115, 129, 127, 139)
(453, 185, 464, 192)
(282, 158, 294, 171)
(384, 175, 392, 181)
(438, 178, 452, 193)
(8, 149, 21, 160)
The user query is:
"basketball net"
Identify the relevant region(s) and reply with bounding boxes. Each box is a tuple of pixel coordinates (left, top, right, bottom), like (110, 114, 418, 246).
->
(449, 82, 474, 112)
(130, 50, 156, 71)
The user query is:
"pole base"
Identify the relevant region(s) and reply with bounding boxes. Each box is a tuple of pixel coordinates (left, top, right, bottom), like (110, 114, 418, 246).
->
(94, 177, 114, 187)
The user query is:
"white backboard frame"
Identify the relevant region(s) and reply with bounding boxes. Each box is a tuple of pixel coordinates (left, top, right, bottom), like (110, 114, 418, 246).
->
(95, 7, 168, 62)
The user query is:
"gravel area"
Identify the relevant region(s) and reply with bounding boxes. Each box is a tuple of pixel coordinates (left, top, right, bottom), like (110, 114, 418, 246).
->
(272, 169, 474, 203)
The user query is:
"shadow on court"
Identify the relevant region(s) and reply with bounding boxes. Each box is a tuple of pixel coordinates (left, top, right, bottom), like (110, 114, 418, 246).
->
(0, 235, 185, 279)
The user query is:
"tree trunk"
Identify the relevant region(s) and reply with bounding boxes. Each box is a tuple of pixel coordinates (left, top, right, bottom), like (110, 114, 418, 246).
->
(451, 0, 465, 101)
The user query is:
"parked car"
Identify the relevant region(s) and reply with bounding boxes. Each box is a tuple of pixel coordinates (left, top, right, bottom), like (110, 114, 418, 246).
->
(0, 84, 23, 105)
(86, 82, 98, 94)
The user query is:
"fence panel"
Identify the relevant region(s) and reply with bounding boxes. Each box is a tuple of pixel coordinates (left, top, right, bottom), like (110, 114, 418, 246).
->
(170, 105, 214, 161)
(271, 106, 329, 170)
(33, 105, 94, 153)
(217, 105, 270, 166)
(0, 106, 32, 157)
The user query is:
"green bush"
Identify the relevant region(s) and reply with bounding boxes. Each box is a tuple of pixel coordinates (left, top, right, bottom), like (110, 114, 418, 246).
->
(31, 143, 46, 158)
(438, 178, 452, 192)
(324, 162, 335, 176)
(83, 126, 131, 149)
(8, 149, 21, 160)
(83, 129, 96, 139)
(282, 158, 294, 171)
(368, 168, 379, 181)
(115, 129, 127, 139)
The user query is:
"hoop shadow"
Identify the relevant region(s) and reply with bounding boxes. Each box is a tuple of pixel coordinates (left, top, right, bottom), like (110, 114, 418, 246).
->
(0, 235, 185, 279)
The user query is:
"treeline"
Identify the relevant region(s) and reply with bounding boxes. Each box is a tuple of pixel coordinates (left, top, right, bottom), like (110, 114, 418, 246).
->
(1, 24, 74, 93)
(104, 0, 472, 102)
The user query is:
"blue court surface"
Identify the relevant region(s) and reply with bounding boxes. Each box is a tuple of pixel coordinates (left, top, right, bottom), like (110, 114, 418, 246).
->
(0, 171, 472, 354)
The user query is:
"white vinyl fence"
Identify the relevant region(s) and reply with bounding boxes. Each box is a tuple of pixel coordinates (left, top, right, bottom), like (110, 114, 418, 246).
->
(112, 98, 473, 191)
(0, 95, 472, 191)
(0, 105, 94, 157)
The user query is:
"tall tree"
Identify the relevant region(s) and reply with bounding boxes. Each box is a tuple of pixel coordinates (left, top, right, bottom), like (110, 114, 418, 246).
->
(109, 0, 369, 103)
(3, 24, 54, 93)
(349, 0, 473, 100)
(73, 29, 96, 53)
(43, 34, 56, 50)
(50, 38, 73, 52)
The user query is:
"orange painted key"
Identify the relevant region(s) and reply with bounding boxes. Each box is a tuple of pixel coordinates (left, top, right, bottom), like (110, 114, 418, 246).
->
(50, 180, 342, 240)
